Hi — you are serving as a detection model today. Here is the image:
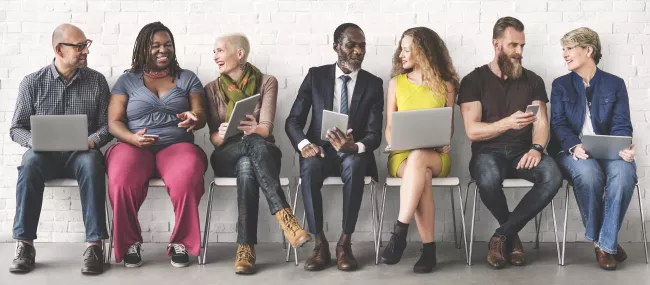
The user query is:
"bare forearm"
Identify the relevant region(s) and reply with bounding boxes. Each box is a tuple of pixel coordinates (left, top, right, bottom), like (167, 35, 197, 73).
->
(466, 118, 511, 142)
(532, 121, 549, 147)
(109, 120, 135, 144)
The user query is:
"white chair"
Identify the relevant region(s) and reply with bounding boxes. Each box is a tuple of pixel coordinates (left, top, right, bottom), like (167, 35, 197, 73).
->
(560, 182, 648, 265)
(465, 179, 561, 266)
(376, 177, 468, 264)
(285, 176, 377, 266)
(200, 177, 293, 265)
(105, 178, 168, 264)
(44, 179, 110, 264)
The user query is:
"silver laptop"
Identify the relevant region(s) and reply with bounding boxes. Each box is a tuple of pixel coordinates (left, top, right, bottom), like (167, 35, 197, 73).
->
(390, 107, 453, 151)
(31, 115, 88, 151)
(582, 134, 632, 160)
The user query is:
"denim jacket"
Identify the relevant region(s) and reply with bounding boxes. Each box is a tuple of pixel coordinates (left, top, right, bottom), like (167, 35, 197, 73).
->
(548, 68, 632, 156)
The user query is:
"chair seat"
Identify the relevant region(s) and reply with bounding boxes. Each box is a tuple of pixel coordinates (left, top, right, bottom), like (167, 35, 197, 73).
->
(44, 179, 79, 187)
(299, 176, 373, 185)
(385, 177, 460, 187)
(213, 177, 290, 186)
(149, 179, 166, 187)
(502, 179, 534, 188)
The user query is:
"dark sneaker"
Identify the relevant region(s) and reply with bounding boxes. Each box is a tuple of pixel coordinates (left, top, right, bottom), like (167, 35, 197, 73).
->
(381, 232, 407, 265)
(124, 242, 143, 268)
(169, 243, 189, 268)
(9, 241, 36, 273)
(413, 243, 437, 273)
(81, 245, 104, 275)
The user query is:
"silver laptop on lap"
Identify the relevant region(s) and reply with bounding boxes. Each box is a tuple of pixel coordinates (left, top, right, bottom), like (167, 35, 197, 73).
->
(31, 115, 88, 151)
(582, 134, 632, 160)
(390, 107, 453, 152)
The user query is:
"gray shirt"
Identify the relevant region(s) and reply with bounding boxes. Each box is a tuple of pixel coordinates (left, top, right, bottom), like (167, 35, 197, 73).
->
(111, 69, 204, 145)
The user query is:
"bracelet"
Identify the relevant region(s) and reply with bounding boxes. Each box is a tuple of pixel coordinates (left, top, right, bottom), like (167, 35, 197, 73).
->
(190, 111, 198, 117)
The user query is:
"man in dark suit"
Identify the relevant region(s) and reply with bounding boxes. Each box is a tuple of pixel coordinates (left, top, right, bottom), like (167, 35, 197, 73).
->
(285, 23, 384, 272)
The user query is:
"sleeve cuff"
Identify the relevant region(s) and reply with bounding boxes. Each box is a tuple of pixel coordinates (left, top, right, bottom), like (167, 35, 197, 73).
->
(356, 142, 366, 153)
(298, 139, 311, 152)
(568, 144, 579, 154)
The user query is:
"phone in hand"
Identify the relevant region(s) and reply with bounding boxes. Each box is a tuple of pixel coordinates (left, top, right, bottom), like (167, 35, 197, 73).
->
(525, 104, 540, 116)
(143, 134, 160, 139)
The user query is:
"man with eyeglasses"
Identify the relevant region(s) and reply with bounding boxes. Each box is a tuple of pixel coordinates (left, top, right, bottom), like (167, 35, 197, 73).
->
(9, 24, 112, 275)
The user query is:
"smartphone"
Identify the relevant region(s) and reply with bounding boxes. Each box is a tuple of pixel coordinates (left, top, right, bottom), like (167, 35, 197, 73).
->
(525, 104, 540, 116)
(143, 134, 160, 139)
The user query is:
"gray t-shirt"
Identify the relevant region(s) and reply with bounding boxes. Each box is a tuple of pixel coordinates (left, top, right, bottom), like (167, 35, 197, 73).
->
(111, 69, 204, 145)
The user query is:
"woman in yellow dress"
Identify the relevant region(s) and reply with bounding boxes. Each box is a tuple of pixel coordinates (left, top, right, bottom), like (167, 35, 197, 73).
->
(380, 27, 459, 273)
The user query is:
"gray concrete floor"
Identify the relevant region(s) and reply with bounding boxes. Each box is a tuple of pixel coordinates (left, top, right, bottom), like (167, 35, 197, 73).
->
(0, 242, 649, 285)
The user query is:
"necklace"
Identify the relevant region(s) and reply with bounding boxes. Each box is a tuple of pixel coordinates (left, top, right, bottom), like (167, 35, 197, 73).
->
(144, 68, 170, 79)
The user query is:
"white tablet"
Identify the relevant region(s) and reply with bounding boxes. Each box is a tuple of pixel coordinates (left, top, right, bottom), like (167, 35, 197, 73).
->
(224, 94, 261, 139)
(582, 134, 632, 160)
(320, 110, 349, 140)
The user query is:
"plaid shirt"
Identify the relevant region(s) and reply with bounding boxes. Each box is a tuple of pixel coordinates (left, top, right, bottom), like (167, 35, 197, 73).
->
(10, 60, 112, 148)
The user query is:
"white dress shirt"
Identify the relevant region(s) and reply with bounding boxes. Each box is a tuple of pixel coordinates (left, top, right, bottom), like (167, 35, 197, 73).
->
(298, 63, 366, 153)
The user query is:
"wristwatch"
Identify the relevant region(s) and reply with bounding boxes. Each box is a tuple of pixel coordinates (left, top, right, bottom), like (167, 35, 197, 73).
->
(531, 144, 544, 154)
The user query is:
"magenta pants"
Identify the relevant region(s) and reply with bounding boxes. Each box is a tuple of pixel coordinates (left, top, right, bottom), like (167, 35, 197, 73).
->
(106, 142, 207, 262)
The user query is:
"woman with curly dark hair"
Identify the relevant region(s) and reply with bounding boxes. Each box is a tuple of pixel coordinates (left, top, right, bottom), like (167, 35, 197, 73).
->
(380, 27, 459, 273)
(106, 22, 207, 268)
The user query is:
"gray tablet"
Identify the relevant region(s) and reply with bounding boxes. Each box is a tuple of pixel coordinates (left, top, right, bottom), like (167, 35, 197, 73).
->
(582, 134, 632, 160)
(31, 115, 88, 151)
(224, 94, 261, 139)
(390, 107, 452, 151)
(321, 110, 349, 140)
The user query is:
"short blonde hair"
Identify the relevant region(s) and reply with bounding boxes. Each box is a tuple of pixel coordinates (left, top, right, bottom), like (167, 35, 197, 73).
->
(218, 33, 251, 62)
(560, 27, 602, 65)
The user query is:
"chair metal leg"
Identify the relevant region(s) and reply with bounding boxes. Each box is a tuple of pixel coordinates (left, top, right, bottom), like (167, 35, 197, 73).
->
(637, 184, 648, 264)
(534, 215, 540, 250)
(457, 185, 469, 263)
(376, 183, 388, 265)
(200, 181, 216, 265)
(286, 180, 301, 265)
(370, 183, 378, 261)
(468, 184, 478, 266)
(459, 181, 473, 244)
(104, 197, 112, 264)
(450, 187, 459, 249)
(282, 185, 292, 250)
(551, 199, 561, 265)
(561, 184, 569, 266)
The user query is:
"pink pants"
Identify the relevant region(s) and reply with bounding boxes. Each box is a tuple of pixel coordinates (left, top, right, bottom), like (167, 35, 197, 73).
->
(106, 142, 207, 262)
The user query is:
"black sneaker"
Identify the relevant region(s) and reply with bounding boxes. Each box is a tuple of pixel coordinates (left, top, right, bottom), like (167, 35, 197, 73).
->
(169, 243, 189, 268)
(81, 245, 104, 275)
(9, 241, 35, 273)
(381, 232, 407, 265)
(413, 243, 437, 273)
(124, 243, 143, 268)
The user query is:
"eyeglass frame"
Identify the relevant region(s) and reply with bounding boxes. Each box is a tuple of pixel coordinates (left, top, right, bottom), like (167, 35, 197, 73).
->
(58, 39, 93, 52)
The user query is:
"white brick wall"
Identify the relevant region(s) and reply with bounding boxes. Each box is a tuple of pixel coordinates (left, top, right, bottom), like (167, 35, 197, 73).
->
(0, 0, 649, 244)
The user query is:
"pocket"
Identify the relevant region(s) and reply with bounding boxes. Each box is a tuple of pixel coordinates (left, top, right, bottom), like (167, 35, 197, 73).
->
(561, 95, 576, 104)
(599, 94, 617, 105)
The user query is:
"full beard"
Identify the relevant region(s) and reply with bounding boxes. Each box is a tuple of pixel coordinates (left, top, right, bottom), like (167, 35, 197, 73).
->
(338, 53, 363, 72)
(497, 51, 523, 80)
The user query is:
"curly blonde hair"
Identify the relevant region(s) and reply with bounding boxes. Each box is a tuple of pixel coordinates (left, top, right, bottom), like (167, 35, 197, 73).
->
(391, 27, 459, 100)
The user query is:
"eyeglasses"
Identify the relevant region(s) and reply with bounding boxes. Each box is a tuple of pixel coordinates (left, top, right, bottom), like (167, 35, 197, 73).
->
(59, 40, 93, 52)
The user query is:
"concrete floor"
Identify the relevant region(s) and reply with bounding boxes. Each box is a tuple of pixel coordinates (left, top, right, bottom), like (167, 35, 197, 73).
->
(1, 242, 649, 285)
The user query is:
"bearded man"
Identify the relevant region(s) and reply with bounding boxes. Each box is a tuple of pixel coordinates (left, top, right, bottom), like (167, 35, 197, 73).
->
(457, 16, 562, 269)
(285, 23, 384, 272)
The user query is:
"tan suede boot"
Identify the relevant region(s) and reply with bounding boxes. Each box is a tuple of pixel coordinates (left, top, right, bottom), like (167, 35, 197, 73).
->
(276, 208, 311, 248)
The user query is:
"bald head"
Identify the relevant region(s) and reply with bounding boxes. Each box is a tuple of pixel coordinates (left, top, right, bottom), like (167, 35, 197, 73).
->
(216, 34, 250, 62)
(52, 24, 85, 50)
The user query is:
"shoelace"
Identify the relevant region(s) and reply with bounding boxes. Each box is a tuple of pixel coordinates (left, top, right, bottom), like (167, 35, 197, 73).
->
(127, 242, 142, 255)
(279, 211, 300, 234)
(14, 242, 25, 259)
(490, 237, 505, 255)
(385, 232, 401, 252)
(83, 246, 100, 262)
(171, 243, 186, 255)
(236, 245, 255, 261)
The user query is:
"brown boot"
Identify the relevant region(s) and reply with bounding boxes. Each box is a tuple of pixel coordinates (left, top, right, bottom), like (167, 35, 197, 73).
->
(595, 247, 617, 271)
(614, 245, 627, 263)
(304, 232, 331, 271)
(276, 208, 311, 248)
(234, 244, 256, 275)
(507, 234, 525, 266)
(487, 235, 507, 269)
(336, 233, 358, 271)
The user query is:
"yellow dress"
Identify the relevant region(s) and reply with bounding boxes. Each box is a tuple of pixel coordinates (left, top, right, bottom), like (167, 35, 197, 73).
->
(387, 74, 452, 178)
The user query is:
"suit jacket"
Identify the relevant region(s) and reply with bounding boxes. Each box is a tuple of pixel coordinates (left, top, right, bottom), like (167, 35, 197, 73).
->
(285, 64, 384, 180)
(548, 68, 633, 156)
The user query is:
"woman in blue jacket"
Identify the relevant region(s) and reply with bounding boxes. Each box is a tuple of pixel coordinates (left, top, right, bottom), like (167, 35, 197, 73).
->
(549, 27, 636, 271)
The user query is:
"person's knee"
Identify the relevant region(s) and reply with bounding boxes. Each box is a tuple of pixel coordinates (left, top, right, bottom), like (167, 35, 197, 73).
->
(472, 156, 502, 192)
(76, 150, 106, 173)
(300, 156, 325, 177)
(167, 178, 204, 202)
(18, 150, 49, 176)
(570, 161, 605, 192)
(608, 161, 637, 195)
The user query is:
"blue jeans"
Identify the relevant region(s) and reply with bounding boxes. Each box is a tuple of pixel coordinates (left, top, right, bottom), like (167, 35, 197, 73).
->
(13, 149, 108, 242)
(555, 153, 637, 254)
(469, 145, 563, 237)
(211, 134, 289, 244)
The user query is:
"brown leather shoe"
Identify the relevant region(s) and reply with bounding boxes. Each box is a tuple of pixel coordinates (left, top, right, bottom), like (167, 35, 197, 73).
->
(304, 233, 331, 271)
(487, 235, 507, 269)
(614, 245, 627, 263)
(276, 208, 311, 248)
(595, 247, 617, 270)
(234, 244, 256, 275)
(336, 234, 358, 271)
(507, 234, 525, 266)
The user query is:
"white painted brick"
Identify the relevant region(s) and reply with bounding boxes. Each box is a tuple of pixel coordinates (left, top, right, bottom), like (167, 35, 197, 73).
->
(615, 23, 646, 34)
(121, 1, 153, 12)
(88, 1, 120, 12)
(614, 1, 646, 12)
(154, 1, 189, 12)
(515, 1, 547, 13)
(548, 1, 581, 12)
(630, 34, 650, 44)
(630, 12, 650, 23)
(582, 1, 613, 12)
